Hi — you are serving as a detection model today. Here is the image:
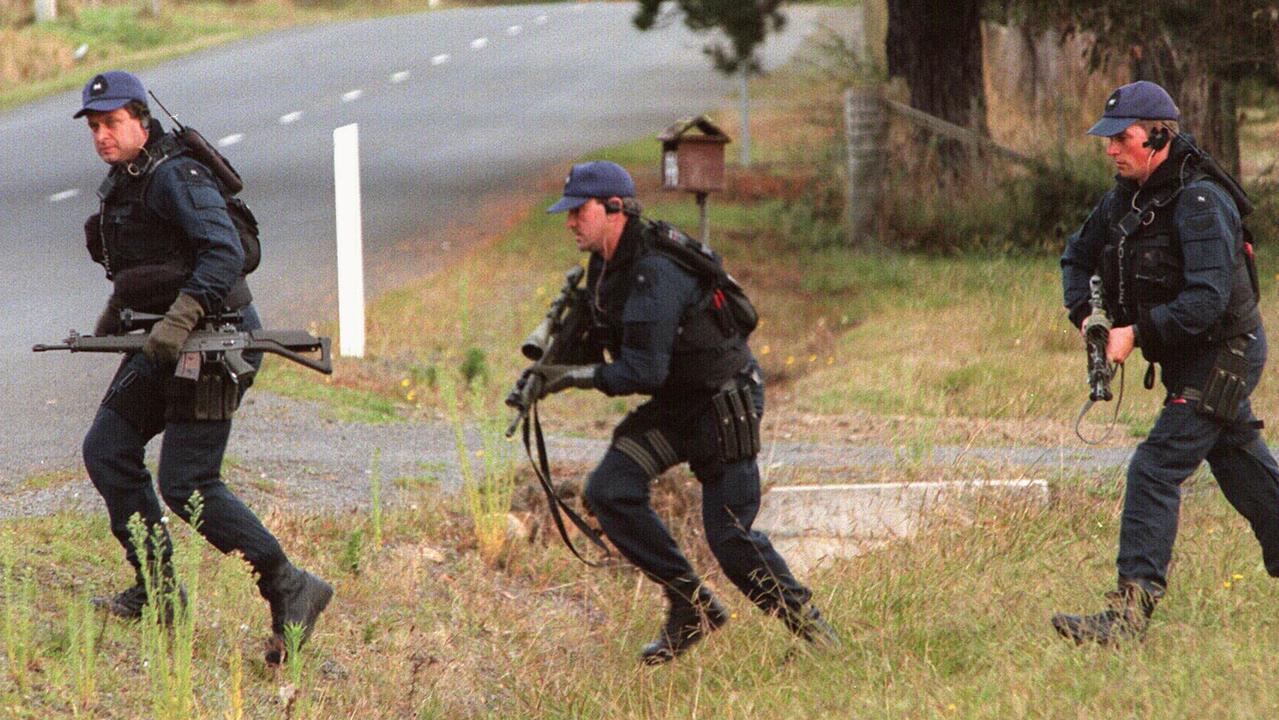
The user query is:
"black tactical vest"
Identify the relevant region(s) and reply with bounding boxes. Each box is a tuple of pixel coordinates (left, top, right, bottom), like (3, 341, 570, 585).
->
(590, 221, 751, 393)
(1100, 173, 1259, 360)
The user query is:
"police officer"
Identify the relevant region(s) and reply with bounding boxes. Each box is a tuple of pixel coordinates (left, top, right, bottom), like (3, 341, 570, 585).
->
(536, 161, 837, 664)
(75, 71, 331, 664)
(1055, 81, 1279, 644)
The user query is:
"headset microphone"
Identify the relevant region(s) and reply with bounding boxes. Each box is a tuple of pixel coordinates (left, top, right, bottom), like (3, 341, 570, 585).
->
(1144, 126, 1170, 152)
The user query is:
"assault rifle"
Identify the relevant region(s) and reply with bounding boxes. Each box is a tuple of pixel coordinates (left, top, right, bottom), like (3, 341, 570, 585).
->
(1083, 275, 1114, 403)
(504, 265, 610, 566)
(504, 265, 591, 437)
(1075, 274, 1121, 443)
(32, 311, 331, 382)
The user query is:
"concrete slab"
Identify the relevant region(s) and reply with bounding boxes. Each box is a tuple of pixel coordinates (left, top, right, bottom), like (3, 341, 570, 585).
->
(755, 480, 1050, 573)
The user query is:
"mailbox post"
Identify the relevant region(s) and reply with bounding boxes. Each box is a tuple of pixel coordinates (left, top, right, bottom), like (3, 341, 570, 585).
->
(658, 116, 730, 243)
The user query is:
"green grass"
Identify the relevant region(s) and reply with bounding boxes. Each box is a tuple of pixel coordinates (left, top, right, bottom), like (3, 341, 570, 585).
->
(255, 359, 402, 424)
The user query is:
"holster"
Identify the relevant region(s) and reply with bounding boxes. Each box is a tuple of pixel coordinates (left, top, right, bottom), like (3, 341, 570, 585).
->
(165, 361, 240, 422)
(710, 381, 761, 464)
(1192, 335, 1251, 423)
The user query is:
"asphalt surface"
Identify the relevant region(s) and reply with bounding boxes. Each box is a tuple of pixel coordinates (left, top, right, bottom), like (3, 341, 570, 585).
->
(0, 2, 828, 483)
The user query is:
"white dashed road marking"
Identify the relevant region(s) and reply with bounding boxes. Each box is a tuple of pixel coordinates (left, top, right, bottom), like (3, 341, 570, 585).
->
(278, 111, 303, 125)
(342, 89, 364, 103)
(217, 134, 244, 148)
(507, 25, 522, 36)
(49, 189, 80, 202)
(470, 37, 489, 50)
(431, 53, 451, 65)
(390, 71, 411, 83)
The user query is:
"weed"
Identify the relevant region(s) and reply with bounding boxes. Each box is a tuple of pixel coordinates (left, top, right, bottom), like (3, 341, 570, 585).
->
(342, 529, 363, 576)
(2, 557, 35, 694)
(65, 589, 99, 711)
(460, 346, 488, 386)
(370, 447, 384, 551)
(443, 373, 518, 567)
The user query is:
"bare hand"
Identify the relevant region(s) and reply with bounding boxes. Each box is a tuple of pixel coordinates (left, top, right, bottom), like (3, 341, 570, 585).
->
(1107, 325, 1135, 365)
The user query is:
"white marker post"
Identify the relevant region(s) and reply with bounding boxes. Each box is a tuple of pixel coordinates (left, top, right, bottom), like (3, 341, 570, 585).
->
(333, 123, 365, 358)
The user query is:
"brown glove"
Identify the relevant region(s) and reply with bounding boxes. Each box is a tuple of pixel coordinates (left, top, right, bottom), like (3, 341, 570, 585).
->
(93, 295, 126, 336)
(143, 292, 204, 365)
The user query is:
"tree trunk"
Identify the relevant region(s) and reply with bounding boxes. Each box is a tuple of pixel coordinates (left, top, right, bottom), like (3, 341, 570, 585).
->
(886, 0, 988, 176)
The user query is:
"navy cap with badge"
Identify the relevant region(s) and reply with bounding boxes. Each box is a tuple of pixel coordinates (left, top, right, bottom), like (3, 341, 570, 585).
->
(73, 70, 148, 119)
(547, 161, 637, 213)
(1086, 80, 1179, 137)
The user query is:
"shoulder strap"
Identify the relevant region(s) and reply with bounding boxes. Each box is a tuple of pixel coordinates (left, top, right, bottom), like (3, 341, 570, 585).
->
(642, 220, 726, 284)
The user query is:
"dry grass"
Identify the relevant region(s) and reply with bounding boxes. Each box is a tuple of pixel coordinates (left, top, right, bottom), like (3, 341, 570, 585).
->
(6, 459, 1279, 718)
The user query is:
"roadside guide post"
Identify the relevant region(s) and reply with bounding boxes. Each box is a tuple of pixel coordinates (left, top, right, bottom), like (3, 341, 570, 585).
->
(658, 116, 730, 244)
(333, 123, 366, 358)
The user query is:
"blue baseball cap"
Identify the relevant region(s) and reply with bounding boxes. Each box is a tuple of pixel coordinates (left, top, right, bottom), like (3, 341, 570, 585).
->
(547, 161, 636, 213)
(1087, 80, 1179, 137)
(74, 71, 148, 118)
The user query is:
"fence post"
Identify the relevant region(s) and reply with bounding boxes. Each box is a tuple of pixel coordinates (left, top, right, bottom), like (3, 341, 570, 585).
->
(34, 0, 56, 23)
(843, 87, 887, 247)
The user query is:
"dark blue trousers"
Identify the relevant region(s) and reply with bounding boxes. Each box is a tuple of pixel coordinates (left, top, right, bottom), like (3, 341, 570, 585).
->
(1119, 328, 1279, 591)
(82, 306, 288, 592)
(584, 377, 811, 613)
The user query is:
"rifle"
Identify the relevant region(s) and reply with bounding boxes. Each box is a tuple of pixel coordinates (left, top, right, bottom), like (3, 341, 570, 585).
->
(33, 312, 331, 383)
(504, 265, 610, 566)
(1083, 275, 1114, 403)
(1075, 274, 1121, 443)
(504, 265, 590, 437)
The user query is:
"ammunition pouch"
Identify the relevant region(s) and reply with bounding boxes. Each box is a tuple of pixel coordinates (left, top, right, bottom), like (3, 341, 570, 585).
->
(710, 382, 761, 464)
(1190, 335, 1251, 423)
(165, 361, 241, 422)
(112, 261, 189, 313)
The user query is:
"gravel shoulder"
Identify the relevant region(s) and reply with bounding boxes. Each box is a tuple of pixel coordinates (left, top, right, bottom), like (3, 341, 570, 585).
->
(0, 388, 1133, 522)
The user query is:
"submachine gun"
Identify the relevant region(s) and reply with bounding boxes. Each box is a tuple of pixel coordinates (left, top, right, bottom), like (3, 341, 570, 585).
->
(33, 310, 332, 383)
(504, 266, 611, 565)
(1076, 274, 1122, 443)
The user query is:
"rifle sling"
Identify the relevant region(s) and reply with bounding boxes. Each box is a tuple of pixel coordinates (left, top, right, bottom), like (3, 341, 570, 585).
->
(521, 402, 611, 566)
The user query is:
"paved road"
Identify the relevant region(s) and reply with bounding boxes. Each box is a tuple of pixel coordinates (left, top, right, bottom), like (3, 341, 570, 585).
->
(0, 2, 833, 481)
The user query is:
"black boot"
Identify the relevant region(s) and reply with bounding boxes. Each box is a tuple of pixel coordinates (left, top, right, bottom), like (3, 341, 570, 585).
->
(640, 583, 729, 665)
(781, 603, 841, 649)
(262, 564, 334, 666)
(1051, 580, 1161, 646)
(93, 579, 187, 624)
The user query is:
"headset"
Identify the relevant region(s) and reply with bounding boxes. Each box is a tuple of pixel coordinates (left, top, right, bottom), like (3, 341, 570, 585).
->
(602, 198, 623, 214)
(1144, 125, 1171, 152)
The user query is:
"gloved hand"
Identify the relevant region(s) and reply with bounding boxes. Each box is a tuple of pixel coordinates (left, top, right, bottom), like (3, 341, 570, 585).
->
(93, 295, 126, 336)
(534, 364, 599, 399)
(143, 292, 204, 365)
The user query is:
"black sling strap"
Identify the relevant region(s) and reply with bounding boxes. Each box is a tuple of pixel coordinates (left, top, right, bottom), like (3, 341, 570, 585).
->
(521, 402, 611, 566)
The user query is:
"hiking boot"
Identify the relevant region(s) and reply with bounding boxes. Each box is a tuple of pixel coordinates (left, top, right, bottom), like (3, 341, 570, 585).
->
(1051, 580, 1161, 646)
(263, 565, 334, 666)
(782, 603, 841, 649)
(92, 582, 186, 624)
(640, 584, 729, 665)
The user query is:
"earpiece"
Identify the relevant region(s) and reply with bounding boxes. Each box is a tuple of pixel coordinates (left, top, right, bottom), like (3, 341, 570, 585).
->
(603, 199, 623, 214)
(1144, 126, 1170, 152)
